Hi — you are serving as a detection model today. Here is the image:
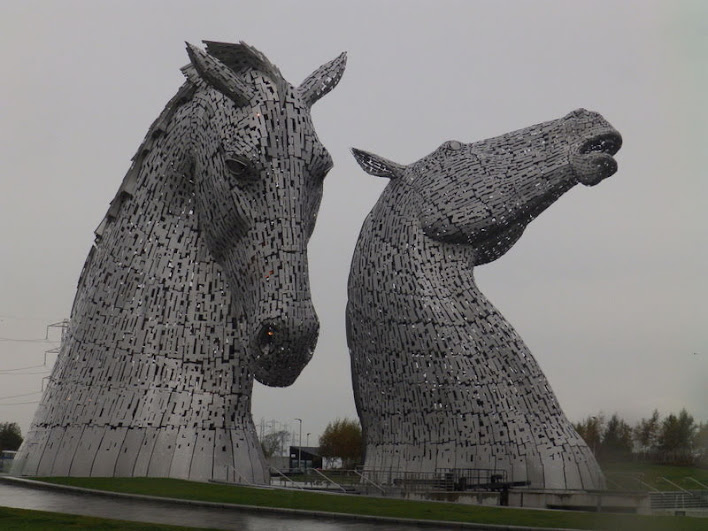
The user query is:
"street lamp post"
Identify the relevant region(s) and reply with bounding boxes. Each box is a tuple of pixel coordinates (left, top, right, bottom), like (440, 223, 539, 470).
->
(295, 418, 302, 472)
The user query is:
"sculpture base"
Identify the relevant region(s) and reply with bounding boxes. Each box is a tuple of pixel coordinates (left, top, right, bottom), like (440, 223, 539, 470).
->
(12, 425, 268, 484)
(361, 441, 605, 491)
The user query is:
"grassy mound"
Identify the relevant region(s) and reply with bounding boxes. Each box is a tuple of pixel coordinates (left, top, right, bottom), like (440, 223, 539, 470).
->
(36, 476, 705, 530)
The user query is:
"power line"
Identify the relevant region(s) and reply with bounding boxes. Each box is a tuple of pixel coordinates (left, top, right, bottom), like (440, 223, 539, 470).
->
(45, 319, 70, 340)
(0, 319, 67, 409)
(0, 391, 42, 401)
(0, 369, 52, 376)
(0, 337, 56, 343)
(0, 364, 47, 373)
(2, 371, 50, 376)
(0, 319, 68, 343)
(0, 313, 61, 322)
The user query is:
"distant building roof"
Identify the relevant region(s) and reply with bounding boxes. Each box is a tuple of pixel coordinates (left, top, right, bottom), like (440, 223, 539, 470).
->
(289, 445, 321, 456)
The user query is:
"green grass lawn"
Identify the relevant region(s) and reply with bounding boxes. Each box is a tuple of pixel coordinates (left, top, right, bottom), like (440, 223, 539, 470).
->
(602, 462, 708, 491)
(0, 506, 216, 531)
(34, 476, 705, 530)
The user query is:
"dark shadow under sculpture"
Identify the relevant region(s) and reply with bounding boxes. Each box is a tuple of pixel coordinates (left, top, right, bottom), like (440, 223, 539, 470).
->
(13, 41, 345, 482)
(347, 109, 621, 490)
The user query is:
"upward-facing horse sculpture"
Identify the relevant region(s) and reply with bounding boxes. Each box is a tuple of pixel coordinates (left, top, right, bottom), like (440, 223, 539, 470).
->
(13, 41, 346, 482)
(348, 109, 621, 490)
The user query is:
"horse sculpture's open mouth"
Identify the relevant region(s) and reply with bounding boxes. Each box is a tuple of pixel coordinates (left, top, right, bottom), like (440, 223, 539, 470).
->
(572, 131, 622, 187)
(579, 132, 622, 157)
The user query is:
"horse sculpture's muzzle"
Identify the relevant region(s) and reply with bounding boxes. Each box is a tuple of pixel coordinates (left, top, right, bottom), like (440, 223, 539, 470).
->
(251, 310, 320, 387)
(570, 132, 622, 186)
(565, 109, 622, 187)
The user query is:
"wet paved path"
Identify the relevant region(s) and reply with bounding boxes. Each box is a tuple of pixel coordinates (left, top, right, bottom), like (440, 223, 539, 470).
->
(0, 478, 465, 530)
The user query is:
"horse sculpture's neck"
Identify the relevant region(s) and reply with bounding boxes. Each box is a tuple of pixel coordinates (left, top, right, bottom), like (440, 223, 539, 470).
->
(348, 180, 603, 488)
(76, 81, 252, 400)
(16, 82, 265, 482)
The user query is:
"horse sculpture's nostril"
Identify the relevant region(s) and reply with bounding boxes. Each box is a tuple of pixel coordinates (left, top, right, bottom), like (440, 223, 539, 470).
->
(257, 324, 278, 351)
(251, 314, 319, 388)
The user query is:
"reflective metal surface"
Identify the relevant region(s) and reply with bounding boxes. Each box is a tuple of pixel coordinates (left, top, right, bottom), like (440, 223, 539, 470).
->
(14, 41, 346, 484)
(0, 482, 456, 530)
(348, 110, 622, 490)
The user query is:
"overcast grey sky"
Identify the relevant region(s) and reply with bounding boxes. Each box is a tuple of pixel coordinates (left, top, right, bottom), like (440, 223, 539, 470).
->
(1, 0, 706, 444)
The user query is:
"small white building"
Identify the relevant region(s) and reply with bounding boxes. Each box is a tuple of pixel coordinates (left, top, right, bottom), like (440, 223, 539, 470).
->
(0, 450, 17, 473)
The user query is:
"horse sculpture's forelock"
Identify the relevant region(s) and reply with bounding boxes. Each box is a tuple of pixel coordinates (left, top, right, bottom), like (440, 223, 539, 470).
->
(204, 41, 288, 100)
(97, 41, 286, 239)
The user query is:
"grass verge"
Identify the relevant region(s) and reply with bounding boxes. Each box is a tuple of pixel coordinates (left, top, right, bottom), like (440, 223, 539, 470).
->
(602, 462, 708, 491)
(0, 505, 215, 530)
(36, 477, 704, 530)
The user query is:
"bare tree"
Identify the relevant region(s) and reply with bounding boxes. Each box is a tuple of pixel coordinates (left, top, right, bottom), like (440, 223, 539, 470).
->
(260, 430, 290, 458)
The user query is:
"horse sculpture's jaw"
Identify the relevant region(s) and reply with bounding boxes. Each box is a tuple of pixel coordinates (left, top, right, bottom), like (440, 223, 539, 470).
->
(252, 345, 317, 387)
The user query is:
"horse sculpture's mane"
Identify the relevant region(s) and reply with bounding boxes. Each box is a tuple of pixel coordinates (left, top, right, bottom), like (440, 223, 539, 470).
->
(202, 41, 286, 97)
(95, 41, 285, 242)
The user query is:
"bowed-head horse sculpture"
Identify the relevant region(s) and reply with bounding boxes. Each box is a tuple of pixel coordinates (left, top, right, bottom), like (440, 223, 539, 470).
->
(14, 41, 345, 483)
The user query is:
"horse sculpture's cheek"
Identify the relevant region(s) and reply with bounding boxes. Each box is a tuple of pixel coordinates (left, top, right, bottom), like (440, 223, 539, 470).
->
(193, 168, 255, 256)
(418, 204, 459, 242)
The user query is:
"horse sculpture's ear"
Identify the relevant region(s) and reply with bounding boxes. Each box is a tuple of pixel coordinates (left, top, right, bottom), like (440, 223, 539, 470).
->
(185, 42, 253, 107)
(298, 52, 347, 107)
(351, 148, 406, 179)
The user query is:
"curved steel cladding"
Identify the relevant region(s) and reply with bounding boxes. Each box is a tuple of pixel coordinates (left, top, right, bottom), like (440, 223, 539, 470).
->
(347, 110, 621, 490)
(13, 41, 346, 483)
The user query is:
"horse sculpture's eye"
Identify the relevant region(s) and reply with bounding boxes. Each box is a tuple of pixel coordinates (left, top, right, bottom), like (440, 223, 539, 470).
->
(225, 156, 258, 183)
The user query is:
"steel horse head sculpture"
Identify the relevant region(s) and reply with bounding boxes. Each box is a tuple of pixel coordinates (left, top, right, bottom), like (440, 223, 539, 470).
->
(347, 109, 621, 490)
(13, 41, 345, 482)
